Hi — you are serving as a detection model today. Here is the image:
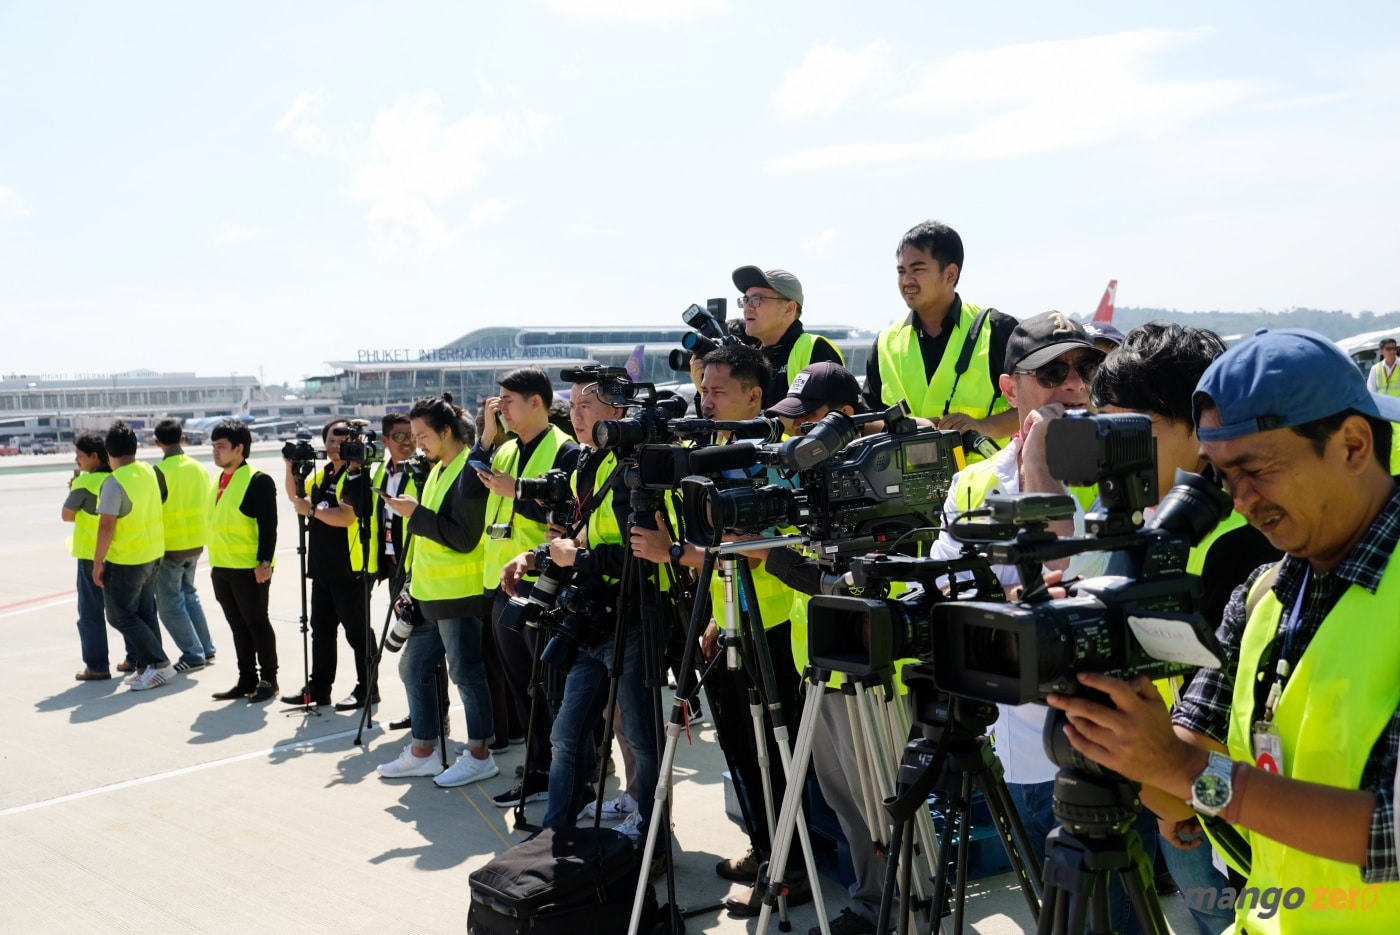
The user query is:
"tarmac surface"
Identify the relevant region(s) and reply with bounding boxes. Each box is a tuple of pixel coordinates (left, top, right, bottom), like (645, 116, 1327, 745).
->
(0, 445, 1195, 933)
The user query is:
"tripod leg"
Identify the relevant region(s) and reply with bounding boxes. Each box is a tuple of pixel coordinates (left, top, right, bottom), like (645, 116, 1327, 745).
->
(355, 599, 396, 745)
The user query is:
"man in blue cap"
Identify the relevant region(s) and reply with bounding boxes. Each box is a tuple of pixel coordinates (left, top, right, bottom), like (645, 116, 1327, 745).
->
(1048, 328, 1400, 931)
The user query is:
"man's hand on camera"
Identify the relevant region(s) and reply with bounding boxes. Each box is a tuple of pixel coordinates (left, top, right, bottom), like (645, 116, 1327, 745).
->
(936, 412, 980, 435)
(1019, 403, 1068, 487)
(700, 621, 720, 662)
(548, 537, 578, 568)
(501, 550, 535, 597)
(476, 466, 517, 499)
(1159, 815, 1207, 851)
(630, 513, 676, 563)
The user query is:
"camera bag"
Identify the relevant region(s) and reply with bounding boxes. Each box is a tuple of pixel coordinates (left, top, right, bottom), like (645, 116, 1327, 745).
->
(467, 826, 656, 934)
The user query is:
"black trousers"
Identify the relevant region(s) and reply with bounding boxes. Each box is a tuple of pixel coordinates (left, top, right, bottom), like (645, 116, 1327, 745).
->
(308, 575, 371, 699)
(709, 618, 805, 874)
(210, 566, 277, 687)
(491, 587, 560, 775)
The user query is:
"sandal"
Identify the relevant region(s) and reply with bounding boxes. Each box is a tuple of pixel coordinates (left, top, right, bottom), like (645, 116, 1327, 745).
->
(75, 669, 113, 681)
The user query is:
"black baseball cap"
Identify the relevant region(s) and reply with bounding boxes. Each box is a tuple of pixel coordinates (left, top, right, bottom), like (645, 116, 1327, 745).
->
(1006, 311, 1100, 371)
(766, 362, 864, 418)
(732, 266, 803, 308)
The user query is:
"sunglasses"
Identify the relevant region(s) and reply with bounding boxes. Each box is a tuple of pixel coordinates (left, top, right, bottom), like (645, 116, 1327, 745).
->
(1013, 356, 1101, 389)
(388, 431, 414, 443)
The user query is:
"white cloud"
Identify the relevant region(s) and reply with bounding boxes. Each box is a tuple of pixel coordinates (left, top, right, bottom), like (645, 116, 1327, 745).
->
(770, 29, 1260, 168)
(276, 88, 329, 154)
(772, 40, 892, 119)
(548, 0, 725, 20)
(468, 197, 510, 227)
(803, 228, 838, 252)
(0, 185, 28, 219)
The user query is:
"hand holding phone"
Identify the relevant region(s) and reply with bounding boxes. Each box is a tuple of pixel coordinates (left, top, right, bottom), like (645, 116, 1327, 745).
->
(468, 459, 493, 475)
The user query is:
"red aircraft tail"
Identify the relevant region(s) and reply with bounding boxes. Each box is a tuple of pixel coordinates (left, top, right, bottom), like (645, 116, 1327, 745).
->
(1092, 280, 1117, 322)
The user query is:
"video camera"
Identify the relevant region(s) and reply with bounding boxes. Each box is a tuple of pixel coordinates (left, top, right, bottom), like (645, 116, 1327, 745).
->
(330, 419, 382, 464)
(516, 467, 576, 528)
(807, 412, 1230, 711)
(574, 362, 690, 454)
(281, 430, 319, 470)
(667, 300, 748, 372)
(398, 453, 432, 492)
(679, 402, 961, 559)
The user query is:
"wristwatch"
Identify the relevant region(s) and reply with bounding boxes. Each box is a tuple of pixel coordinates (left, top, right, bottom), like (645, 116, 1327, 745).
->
(668, 542, 685, 563)
(1190, 751, 1235, 817)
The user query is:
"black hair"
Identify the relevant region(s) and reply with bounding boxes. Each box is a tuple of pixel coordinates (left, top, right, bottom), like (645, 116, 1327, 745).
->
(381, 412, 410, 434)
(105, 420, 139, 458)
(321, 418, 348, 443)
(702, 343, 771, 392)
(1381, 338, 1398, 350)
(547, 398, 576, 439)
(210, 419, 253, 461)
(1292, 410, 1392, 470)
(408, 393, 469, 442)
(898, 220, 963, 285)
(499, 367, 553, 407)
(726, 317, 760, 345)
(74, 430, 111, 472)
(1091, 321, 1227, 425)
(154, 418, 183, 445)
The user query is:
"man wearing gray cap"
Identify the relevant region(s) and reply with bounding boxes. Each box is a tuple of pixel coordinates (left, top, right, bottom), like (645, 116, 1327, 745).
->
(732, 265, 843, 409)
(1049, 328, 1400, 931)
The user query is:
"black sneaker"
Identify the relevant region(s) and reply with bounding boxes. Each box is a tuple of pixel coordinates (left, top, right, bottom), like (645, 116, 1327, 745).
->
(281, 686, 331, 706)
(490, 772, 550, 808)
(388, 715, 411, 730)
(247, 681, 279, 703)
(212, 684, 257, 701)
(809, 907, 878, 935)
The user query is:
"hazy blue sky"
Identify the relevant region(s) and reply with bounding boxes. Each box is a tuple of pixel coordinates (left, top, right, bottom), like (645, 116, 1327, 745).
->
(3, 1, 1397, 385)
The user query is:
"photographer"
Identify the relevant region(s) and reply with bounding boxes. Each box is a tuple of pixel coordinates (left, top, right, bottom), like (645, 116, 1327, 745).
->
(1048, 330, 1400, 931)
(372, 413, 423, 592)
(731, 265, 842, 408)
(474, 367, 580, 806)
(1091, 322, 1280, 935)
(281, 419, 376, 710)
(923, 312, 1162, 933)
(633, 343, 811, 913)
(376, 396, 496, 786)
(502, 377, 659, 840)
(864, 221, 1019, 454)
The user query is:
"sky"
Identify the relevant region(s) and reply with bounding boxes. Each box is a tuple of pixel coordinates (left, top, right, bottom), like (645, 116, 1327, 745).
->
(3, 0, 1398, 386)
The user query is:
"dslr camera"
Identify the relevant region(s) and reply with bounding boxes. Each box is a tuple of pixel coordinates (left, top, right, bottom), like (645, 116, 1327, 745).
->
(667, 299, 747, 372)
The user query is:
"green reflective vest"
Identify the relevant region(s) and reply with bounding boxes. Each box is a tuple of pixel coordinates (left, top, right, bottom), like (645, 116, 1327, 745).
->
(1220, 562, 1400, 932)
(158, 452, 212, 551)
(572, 451, 623, 585)
(69, 471, 107, 560)
(408, 454, 483, 603)
(209, 464, 265, 569)
(946, 451, 1096, 526)
(709, 545, 794, 633)
(107, 461, 164, 565)
(483, 426, 571, 590)
(305, 464, 377, 575)
(785, 333, 844, 387)
(876, 300, 1010, 450)
(371, 459, 419, 559)
(1374, 364, 1400, 475)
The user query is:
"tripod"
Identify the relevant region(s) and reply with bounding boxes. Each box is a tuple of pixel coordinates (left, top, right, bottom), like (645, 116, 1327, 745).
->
(348, 458, 379, 741)
(284, 459, 321, 718)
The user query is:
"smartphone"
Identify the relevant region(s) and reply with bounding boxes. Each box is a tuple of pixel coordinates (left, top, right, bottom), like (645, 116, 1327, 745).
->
(468, 459, 493, 474)
(370, 484, 388, 497)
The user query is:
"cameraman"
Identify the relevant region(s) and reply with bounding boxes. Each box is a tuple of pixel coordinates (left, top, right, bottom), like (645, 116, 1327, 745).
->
(1089, 322, 1280, 935)
(923, 312, 1162, 934)
(1049, 330, 1400, 932)
(634, 343, 812, 914)
(281, 419, 376, 710)
(376, 396, 497, 786)
(474, 367, 580, 806)
(502, 376, 659, 839)
(731, 266, 842, 408)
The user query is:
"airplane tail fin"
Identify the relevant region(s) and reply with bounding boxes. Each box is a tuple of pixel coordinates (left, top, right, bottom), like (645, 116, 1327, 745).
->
(625, 344, 645, 382)
(240, 385, 251, 417)
(1092, 280, 1117, 322)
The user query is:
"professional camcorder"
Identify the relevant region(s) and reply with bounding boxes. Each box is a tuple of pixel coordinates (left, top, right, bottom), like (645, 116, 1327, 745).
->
(667, 300, 747, 372)
(281, 430, 319, 466)
(331, 419, 382, 464)
(807, 412, 1230, 711)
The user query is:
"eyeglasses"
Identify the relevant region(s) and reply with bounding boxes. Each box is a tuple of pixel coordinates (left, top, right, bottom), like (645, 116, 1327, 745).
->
(737, 294, 787, 309)
(1013, 356, 1101, 389)
(388, 431, 414, 443)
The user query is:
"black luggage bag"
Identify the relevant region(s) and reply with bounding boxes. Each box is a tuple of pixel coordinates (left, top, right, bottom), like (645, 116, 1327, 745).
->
(467, 826, 656, 934)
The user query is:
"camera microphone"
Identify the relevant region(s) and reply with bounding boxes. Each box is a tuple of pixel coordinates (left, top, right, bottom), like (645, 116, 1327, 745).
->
(686, 443, 763, 476)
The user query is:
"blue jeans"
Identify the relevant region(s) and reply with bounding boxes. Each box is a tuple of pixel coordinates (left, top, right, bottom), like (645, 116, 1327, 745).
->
(75, 559, 110, 671)
(102, 560, 167, 669)
(1158, 830, 1234, 935)
(544, 629, 657, 834)
(154, 555, 214, 665)
(1008, 779, 1159, 935)
(399, 616, 492, 747)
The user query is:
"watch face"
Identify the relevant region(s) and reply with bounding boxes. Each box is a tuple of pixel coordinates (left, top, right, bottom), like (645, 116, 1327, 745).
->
(1195, 773, 1231, 809)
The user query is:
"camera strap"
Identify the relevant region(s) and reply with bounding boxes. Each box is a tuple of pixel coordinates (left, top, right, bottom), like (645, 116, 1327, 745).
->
(563, 453, 616, 541)
(942, 306, 1001, 418)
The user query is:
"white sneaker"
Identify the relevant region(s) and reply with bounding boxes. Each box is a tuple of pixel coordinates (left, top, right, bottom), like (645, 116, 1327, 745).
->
(434, 752, 499, 788)
(130, 664, 176, 692)
(615, 810, 643, 845)
(579, 791, 637, 822)
(377, 746, 442, 779)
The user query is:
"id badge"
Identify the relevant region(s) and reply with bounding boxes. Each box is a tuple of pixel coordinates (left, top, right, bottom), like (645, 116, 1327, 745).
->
(1253, 720, 1284, 774)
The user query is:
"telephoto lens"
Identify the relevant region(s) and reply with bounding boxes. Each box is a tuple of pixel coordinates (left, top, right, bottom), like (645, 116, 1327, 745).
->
(384, 596, 424, 652)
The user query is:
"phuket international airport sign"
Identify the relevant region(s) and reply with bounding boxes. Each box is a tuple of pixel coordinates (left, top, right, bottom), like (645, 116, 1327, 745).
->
(354, 345, 583, 364)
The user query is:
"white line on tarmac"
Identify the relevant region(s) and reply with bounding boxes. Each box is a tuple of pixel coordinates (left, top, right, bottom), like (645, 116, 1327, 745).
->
(0, 596, 75, 619)
(0, 725, 380, 819)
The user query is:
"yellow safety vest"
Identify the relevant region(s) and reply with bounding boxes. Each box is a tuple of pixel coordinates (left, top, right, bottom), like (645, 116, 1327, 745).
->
(785, 333, 844, 386)
(1374, 364, 1400, 475)
(371, 459, 419, 557)
(709, 542, 795, 633)
(68, 471, 107, 560)
(876, 300, 1011, 451)
(571, 451, 623, 586)
(1219, 561, 1400, 932)
(158, 452, 213, 551)
(209, 464, 265, 569)
(408, 454, 483, 604)
(483, 426, 571, 590)
(106, 461, 164, 565)
(788, 563, 912, 691)
(946, 454, 1096, 526)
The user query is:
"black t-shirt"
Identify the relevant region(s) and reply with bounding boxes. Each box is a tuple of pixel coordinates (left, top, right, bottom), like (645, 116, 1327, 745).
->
(761, 320, 844, 409)
(306, 463, 364, 581)
(862, 294, 1017, 414)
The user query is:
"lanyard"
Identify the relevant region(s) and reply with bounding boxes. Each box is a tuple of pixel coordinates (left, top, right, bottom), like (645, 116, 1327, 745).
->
(1263, 567, 1309, 722)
